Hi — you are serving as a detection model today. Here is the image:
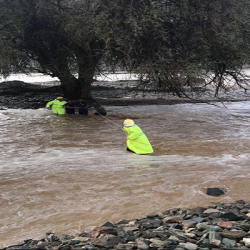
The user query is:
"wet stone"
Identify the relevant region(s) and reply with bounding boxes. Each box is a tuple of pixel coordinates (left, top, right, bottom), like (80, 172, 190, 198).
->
(138, 218, 162, 229)
(196, 223, 222, 232)
(192, 217, 205, 223)
(102, 221, 115, 227)
(149, 238, 171, 248)
(135, 238, 149, 250)
(242, 238, 250, 247)
(168, 228, 187, 240)
(184, 242, 198, 250)
(208, 231, 222, 246)
(204, 209, 220, 214)
(58, 246, 72, 250)
(222, 238, 236, 247)
(182, 220, 198, 230)
(219, 230, 249, 239)
(163, 216, 184, 223)
(185, 232, 196, 238)
(68, 240, 81, 245)
(217, 221, 233, 229)
(206, 188, 227, 197)
(91, 234, 122, 248)
(236, 222, 250, 231)
(115, 243, 136, 250)
(219, 211, 243, 220)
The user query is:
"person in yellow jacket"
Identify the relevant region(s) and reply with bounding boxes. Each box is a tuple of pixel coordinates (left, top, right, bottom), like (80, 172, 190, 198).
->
(46, 97, 67, 115)
(123, 119, 154, 154)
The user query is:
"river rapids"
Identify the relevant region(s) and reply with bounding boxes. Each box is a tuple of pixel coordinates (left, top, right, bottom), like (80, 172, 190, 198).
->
(1, 102, 250, 248)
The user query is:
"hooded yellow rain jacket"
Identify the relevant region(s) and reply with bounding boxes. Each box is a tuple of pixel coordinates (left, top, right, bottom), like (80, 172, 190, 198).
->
(123, 125, 154, 154)
(46, 99, 67, 115)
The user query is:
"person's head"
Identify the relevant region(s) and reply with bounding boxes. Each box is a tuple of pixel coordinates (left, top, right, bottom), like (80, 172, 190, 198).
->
(56, 97, 64, 101)
(123, 119, 135, 127)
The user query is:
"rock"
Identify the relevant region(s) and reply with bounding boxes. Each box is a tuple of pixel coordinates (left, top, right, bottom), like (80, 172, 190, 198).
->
(242, 238, 250, 247)
(82, 244, 100, 250)
(222, 238, 236, 247)
(217, 221, 233, 228)
(138, 218, 162, 229)
(168, 228, 187, 240)
(182, 220, 198, 229)
(219, 230, 249, 239)
(184, 242, 198, 250)
(219, 211, 243, 220)
(58, 246, 72, 250)
(149, 238, 171, 248)
(68, 239, 81, 245)
(236, 222, 250, 231)
(102, 221, 116, 228)
(174, 246, 185, 250)
(185, 232, 196, 238)
(196, 223, 222, 232)
(128, 220, 137, 226)
(37, 241, 47, 248)
(91, 234, 122, 248)
(192, 217, 205, 223)
(163, 216, 184, 223)
(115, 243, 136, 250)
(206, 188, 227, 197)
(199, 239, 221, 249)
(169, 235, 180, 241)
(246, 213, 250, 217)
(204, 209, 220, 214)
(123, 226, 139, 232)
(46, 233, 60, 242)
(91, 226, 118, 238)
(59, 234, 74, 242)
(136, 238, 149, 250)
(71, 236, 89, 242)
(208, 231, 222, 246)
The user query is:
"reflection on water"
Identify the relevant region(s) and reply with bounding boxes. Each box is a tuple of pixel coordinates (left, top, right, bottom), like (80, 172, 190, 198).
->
(1, 102, 250, 247)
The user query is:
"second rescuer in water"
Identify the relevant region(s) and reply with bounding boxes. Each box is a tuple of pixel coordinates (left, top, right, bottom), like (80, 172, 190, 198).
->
(123, 119, 154, 155)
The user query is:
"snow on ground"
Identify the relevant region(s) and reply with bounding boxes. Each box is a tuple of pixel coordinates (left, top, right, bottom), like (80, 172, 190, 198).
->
(0, 72, 139, 84)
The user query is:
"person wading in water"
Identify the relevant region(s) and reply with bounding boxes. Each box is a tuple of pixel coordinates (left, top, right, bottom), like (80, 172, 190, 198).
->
(46, 97, 67, 115)
(123, 119, 154, 154)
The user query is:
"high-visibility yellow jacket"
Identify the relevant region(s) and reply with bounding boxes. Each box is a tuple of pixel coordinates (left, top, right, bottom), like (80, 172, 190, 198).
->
(46, 100, 67, 115)
(123, 125, 154, 154)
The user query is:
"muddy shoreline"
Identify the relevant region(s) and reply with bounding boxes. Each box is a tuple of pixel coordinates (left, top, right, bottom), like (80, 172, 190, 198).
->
(1, 80, 250, 109)
(3, 200, 250, 250)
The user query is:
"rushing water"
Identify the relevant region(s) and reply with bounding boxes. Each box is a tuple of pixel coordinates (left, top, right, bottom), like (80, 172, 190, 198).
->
(1, 102, 250, 248)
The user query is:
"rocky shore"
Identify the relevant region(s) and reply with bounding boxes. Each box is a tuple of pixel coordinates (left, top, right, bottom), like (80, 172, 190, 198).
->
(3, 200, 250, 250)
(1, 80, 250, 109)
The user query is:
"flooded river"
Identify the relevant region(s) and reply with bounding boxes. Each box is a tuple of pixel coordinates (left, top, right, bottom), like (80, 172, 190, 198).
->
(1, 102, 250, 248)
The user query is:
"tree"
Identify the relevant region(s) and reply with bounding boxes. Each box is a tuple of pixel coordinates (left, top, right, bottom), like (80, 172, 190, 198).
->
(123, 0, 250, 97)
(0, 0, 250, 99)
(0, 0, 162, 99)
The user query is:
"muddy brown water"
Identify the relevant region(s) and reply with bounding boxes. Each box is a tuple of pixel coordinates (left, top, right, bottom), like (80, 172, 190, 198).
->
(1, 102, 250, 248)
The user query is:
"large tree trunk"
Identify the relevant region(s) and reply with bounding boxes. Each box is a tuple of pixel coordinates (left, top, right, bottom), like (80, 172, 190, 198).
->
(55, 49, 98, 100)
(79, 77, 93, 99)
(59, 75, 94, 100)
(59, 76, 81, 100)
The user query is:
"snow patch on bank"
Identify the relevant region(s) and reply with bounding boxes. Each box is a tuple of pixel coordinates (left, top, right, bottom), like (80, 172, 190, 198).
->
(0, 72, 139, 84)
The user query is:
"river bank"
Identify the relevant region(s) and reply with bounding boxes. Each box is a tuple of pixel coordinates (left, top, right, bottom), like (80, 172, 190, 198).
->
(1, 80, 250, 109)
(3, 200, 250, 250)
